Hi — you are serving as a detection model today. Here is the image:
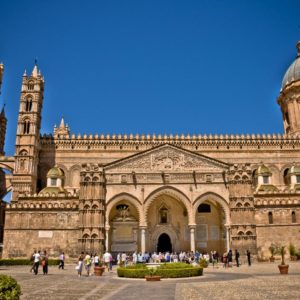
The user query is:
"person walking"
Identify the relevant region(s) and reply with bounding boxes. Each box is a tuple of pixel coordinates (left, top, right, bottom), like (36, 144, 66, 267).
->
(246, 250, 251, 266)
(33, 250, 41, 275)
(227, 250, 233, 268)
(235, 249, 240, 267)
(103, 250, 112, 272)
(84, 253, 92, 276)
(77, 252, 84, 277)
(58, 252, 65, 270)
(41, 250, 49, 275)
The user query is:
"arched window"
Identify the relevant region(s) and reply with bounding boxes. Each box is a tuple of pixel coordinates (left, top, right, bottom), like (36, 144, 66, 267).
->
(160, 207, 168, 223)
(252, 169, 258, 185)
(19, 149, 28, 156)
(283, 168, 290, 185)
(25, 97, 32, 112)
(23, 120, 30, 134)
(292, 211, 296, 223)
(198, 203, 211, 213)
(28, 81, 34, 90)
(268, 212, 273, 224)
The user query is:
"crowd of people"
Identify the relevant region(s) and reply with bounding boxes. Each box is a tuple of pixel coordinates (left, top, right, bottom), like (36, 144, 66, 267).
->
(29, 248, 252, 276)
(115, 249, 252, 268)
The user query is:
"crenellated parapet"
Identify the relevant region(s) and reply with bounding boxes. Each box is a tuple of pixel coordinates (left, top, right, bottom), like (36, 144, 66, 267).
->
(40, 132, 300, 153)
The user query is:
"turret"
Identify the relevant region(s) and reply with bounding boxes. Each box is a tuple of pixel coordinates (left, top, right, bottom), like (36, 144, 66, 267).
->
(11, 63, 44, 198)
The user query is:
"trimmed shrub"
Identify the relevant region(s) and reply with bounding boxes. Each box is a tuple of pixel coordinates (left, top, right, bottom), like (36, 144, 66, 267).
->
(199, 258, 208, 268)
(0, 259, 60, 266)
(0, 274, 21, 300)
(117, 262, 203, 278)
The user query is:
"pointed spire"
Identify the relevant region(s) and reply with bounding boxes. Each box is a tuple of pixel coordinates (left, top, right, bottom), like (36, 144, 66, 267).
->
(31, 58, 39, 77)
(23, 69, 27, 77)
(0, 104, 5, 117)
(59, 116, 65, 128)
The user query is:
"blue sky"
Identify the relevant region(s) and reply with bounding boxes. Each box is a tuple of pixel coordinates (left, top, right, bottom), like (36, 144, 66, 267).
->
(0, 0, 300, 155)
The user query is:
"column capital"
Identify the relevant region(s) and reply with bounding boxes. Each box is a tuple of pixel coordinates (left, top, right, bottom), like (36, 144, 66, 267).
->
(139, 226, 147, 230)
(188, 224, 196, 229)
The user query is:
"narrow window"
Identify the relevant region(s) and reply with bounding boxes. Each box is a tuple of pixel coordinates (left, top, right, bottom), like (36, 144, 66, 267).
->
(23, 121, 30, 134)
(28, 81, 34, 90)
(283, 169, 290, 185)
(51, 178, 57, 186)
(292, 211, 296, 223)
(263, 176, 269, 184)
(296, 176, 300, 183)
(160, 207, 168, 223)
(268, 212, 273, 224)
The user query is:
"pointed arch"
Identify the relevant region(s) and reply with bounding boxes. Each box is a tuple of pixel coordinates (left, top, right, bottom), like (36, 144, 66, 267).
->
(144, 186, 191, 224)
(106, 192, 142, 225)
(193, 192, 230, 225)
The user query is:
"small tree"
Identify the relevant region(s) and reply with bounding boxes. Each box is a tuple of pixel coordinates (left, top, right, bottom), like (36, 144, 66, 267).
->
(288, 243, 296, 257)
(277, 246, 287, 265)
(269, 243, 276, 258)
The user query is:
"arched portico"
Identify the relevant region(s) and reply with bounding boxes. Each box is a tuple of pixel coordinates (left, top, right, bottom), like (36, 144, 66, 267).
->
(143, 186, 194, 253)
(105, 193, 142, 253)
(193, 192, 230, 252)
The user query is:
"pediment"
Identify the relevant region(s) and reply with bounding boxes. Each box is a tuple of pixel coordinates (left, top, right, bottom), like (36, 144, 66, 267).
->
(104, 144, 230, 173)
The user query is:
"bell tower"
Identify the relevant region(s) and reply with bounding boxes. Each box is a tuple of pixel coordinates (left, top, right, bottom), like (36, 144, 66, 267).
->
(278, 42, 300, 135)
(12, 63, 44, 198)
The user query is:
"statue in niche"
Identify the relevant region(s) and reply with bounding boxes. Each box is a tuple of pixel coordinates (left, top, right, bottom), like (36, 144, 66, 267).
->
(160, 207, 168, 223)
(114, 204, 136, 222)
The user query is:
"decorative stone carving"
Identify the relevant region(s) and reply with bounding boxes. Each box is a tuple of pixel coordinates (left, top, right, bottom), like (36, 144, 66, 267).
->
(105, 145, 229, 172)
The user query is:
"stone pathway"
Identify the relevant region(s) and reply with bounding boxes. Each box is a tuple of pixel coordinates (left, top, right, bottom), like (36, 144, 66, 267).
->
(1, 262, 300, 299)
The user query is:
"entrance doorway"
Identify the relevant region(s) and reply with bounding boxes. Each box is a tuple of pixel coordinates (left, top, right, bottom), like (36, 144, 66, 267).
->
(157, 233, 172, 252)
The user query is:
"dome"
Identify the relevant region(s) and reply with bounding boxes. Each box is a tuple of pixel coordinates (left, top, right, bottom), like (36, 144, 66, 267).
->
(281, 42, 300, 89)
(255, 164, 271, 176)
(47, 167, 65, 178)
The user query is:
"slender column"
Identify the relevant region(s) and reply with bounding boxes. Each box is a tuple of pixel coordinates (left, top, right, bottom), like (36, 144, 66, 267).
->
(140, 227, 146, 254)
(105, 225, 110, 251)
(189, 225, 196, 252)
(226, 226, 230, 252)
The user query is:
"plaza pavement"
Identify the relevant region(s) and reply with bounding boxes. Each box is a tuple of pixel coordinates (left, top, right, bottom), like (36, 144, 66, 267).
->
(0, 261, 299, 300)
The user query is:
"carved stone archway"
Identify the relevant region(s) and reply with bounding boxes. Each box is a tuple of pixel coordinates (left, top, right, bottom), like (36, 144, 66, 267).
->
(144, 186, 192, 224)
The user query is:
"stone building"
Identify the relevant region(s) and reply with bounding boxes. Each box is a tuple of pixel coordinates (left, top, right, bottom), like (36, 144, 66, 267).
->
(0, 43, 300, 259)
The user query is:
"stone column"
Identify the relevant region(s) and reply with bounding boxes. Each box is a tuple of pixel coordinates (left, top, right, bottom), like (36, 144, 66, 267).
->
(226, 226, 231, 252)
(140, 227, 146, 254)
(189, 225, 196, 252)
(105, 225, 110, 251)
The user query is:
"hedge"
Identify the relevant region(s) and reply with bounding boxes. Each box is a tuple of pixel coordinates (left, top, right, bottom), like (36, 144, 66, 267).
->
(0, 259, 60, 266)
(117, 263, 203, 278)
(0, 274, 21, 300)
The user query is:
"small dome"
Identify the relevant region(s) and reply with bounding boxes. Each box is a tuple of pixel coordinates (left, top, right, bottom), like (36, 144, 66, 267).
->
(255, 164, 271, 176)
(47, 167, 65, 178)
(281, 42, 300, 89)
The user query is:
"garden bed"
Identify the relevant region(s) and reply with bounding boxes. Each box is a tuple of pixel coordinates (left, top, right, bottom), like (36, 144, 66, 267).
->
(117, 262, 203, 278)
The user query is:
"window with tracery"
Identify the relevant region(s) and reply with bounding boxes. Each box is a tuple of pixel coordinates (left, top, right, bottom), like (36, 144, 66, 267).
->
(25, 97, 32, 112)
(23, 121, 30, 134)
(28, 81, 34, 90)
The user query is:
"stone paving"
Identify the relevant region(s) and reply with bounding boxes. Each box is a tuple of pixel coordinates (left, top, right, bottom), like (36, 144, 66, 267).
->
(0, 262, 300, 300)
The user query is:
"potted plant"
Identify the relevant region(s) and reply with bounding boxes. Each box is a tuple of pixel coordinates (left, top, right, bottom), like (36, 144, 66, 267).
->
(288, 243, 298, 261)
(145, 267, 161, 281)
(94, 262, 106, 277)
(269, 244, 276, 262)
(277, 246, 289, 274)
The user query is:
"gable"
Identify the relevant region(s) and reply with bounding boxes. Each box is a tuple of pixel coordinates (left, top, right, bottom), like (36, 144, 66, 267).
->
(104, 144, 230, 173)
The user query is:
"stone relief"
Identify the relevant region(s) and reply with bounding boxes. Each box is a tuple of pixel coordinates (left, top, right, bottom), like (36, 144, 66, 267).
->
(106, 146, 226, 172)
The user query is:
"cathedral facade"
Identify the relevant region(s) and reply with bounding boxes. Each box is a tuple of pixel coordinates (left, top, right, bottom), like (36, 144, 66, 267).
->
(0, 43, 300, 259)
